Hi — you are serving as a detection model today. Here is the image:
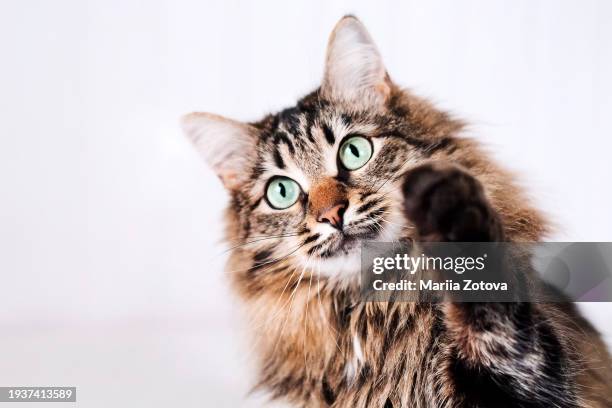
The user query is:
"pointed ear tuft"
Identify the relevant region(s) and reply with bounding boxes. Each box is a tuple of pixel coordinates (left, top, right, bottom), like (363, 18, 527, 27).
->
(322, 16, 390, 106)
(181, 112, 257, 190)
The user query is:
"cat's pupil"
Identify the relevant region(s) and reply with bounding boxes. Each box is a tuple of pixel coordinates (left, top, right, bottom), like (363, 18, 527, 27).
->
(349, 144, 360, 157)
(279, 183, 286, 197)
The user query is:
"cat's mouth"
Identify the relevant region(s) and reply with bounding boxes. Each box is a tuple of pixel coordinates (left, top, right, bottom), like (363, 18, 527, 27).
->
(300, 229, 381, 279)
(316, 229, 380, 259)
(305, 207, 405, 264)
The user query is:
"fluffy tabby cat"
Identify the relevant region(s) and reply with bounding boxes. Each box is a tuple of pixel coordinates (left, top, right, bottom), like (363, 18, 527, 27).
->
(182, 16, 612, 407)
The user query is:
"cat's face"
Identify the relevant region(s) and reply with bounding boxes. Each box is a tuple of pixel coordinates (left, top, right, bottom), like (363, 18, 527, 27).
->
(182, 16, 460, 281)
(233, 103, 422, 278)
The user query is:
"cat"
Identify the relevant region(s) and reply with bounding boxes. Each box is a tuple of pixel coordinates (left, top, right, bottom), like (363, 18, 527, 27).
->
(182, 15, 612, 408)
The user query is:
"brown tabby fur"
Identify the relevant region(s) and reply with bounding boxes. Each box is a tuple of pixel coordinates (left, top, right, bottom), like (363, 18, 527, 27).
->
(184, 16, 612, 408)
(223, 85, 612, 407)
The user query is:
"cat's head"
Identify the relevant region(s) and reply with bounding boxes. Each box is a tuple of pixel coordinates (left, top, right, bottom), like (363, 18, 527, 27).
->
(182, 16, 542, 284)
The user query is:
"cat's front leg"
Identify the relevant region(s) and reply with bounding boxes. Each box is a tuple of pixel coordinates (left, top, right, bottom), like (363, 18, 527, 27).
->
(401, 163, 577, 407)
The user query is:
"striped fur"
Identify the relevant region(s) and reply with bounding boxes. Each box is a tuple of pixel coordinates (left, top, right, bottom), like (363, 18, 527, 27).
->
(183, 16, 612, 408)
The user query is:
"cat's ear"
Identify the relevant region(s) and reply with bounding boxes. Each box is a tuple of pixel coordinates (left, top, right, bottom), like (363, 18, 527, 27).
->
(181, 112, 257, 190)
(322, 16, 390, 107)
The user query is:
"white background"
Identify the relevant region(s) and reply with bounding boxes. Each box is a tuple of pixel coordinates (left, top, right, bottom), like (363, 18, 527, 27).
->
(1, 1, 611, 407)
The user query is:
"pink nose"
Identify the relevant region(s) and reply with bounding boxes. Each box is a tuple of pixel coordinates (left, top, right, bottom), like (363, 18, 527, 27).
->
(317, 203, 347, 230)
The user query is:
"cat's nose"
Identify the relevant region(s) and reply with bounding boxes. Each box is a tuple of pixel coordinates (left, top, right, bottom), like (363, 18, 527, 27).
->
(317, 203, 347, 230)
(309, 177, 348, 231)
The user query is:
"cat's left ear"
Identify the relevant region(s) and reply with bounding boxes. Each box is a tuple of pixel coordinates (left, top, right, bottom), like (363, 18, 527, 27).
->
(181, 112, 257, 191)
(322, 16, 390, 107)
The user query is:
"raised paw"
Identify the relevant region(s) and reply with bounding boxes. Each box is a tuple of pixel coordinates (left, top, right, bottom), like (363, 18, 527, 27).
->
(401, 163, 504, 242)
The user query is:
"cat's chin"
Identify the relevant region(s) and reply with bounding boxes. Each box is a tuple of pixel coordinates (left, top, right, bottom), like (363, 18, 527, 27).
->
(309, 248, 362, 281)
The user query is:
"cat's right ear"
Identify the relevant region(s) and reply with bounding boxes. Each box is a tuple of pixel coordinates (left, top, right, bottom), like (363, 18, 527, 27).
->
(181, 112, 257, 191)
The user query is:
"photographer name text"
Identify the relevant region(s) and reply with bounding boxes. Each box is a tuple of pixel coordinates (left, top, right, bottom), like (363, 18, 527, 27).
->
(372, 279, 508, 291)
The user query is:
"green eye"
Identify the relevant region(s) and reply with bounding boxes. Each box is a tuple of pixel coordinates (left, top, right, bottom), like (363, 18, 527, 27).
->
(266, 177, 300, 209)
(339, 136, 373, 170)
